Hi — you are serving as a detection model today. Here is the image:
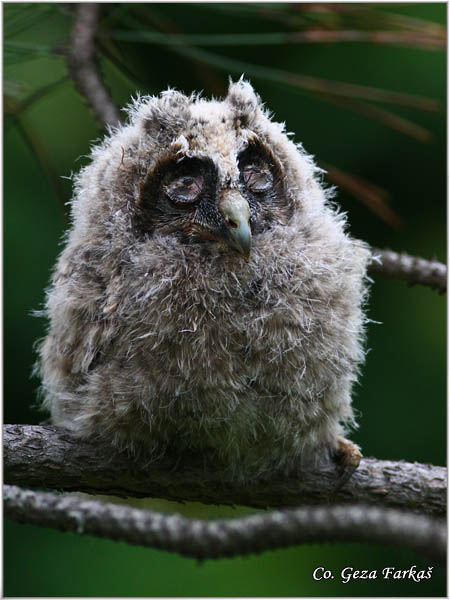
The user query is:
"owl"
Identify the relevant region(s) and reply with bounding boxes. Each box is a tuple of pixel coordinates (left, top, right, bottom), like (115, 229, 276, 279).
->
(37, 79, 370, 481)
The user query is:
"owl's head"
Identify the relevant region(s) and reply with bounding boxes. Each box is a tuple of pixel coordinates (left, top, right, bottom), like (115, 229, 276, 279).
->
(72, 79, 326, 262)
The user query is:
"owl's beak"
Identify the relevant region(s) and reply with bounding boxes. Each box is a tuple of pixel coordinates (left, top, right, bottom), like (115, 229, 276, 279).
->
(218, 191, 252, 261)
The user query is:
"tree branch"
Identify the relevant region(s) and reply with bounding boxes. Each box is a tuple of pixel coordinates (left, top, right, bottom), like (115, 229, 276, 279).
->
(67, 3, 122, 129)
(369, 248, 446, 293)
(4, 425, 446, 516)
(4, 484, 445, 562)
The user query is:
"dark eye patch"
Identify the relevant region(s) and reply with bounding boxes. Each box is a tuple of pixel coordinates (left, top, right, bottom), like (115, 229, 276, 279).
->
(242, 165, 273, 194)
(139, 155, 215, 209)
(135, 154, 218, 236)
(160, 157, 207, 207)
(237, 140, 293, 232)
(238, 142, 278, 195)
(164, 174, 204, 205)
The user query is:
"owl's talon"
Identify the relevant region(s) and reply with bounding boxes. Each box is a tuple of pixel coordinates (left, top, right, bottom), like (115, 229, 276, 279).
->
(336, 436, 362, 469)
(330, 437, 362, 493)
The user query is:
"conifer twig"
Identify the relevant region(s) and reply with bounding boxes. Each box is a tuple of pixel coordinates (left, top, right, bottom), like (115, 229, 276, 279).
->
(4, 484, 446, 562)
(67, 3, 122, 128)
(369, 249, 446, 293)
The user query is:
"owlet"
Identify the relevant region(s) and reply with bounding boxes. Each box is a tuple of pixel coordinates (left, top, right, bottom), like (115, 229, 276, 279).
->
(37, 79, 370, 480)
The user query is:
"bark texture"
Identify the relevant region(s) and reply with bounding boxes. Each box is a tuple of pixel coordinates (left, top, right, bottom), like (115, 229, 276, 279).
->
(4, 425, 446, 515)
(4, 484, 446, 562)
(369, 248, 446, 293)
(67, 3, 121, 128)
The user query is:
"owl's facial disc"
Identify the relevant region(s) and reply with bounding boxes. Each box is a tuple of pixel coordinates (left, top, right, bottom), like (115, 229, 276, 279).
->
(137, 141, 292, 260)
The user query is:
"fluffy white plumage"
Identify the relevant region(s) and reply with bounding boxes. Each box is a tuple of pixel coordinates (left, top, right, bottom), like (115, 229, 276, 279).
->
(38, 79, 370, 479)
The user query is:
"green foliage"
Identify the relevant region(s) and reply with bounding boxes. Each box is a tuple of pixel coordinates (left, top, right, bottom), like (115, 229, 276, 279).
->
(4, 3, 445, 596)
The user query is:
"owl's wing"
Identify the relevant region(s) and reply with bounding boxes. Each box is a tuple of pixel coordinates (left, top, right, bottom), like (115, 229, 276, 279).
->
(40, 244, 126, 382)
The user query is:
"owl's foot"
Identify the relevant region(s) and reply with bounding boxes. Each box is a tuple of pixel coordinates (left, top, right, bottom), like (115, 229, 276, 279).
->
(331, 436, 362, 492)
(336, 436, 362, 468)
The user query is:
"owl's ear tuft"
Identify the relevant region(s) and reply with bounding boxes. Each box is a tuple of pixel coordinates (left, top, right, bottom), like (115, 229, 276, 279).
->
(137, 90, 192, 138)
(159, 89, 193, 110)
(226, 78, 260, 125)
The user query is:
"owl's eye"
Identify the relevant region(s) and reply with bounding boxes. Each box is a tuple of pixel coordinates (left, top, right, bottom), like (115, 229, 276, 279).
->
(242, 165, 273, 194)
(164, 175, 204, 205)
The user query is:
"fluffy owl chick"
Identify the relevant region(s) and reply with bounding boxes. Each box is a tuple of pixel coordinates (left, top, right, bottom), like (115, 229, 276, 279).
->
(38, 79, 370, 480)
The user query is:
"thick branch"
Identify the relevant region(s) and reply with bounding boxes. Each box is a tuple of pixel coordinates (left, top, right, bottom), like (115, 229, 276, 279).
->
(4, 425, 446, 516)
(67, 3, 122, 128)
(369, 248, 446, 293)
(4, 485, 445, 562)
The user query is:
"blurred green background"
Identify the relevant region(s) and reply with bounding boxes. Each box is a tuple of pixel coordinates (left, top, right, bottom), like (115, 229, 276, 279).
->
(4, 3, 446, 597)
